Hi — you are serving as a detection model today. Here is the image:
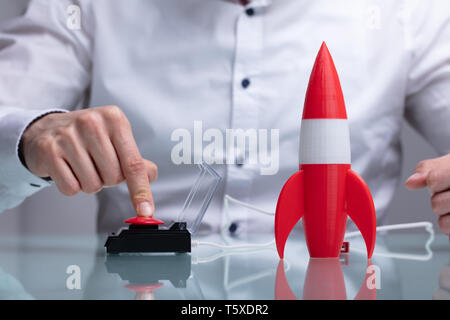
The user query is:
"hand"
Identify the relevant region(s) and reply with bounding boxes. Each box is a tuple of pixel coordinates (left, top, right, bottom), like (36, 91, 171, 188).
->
(21, 106, 157, 217)
(405, 154, 450, 235)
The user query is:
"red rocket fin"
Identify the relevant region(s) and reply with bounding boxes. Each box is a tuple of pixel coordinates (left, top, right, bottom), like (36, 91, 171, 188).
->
(275, 260, 297, 300)
(275, 170, 304, 259)
(346, 170, 377, 258)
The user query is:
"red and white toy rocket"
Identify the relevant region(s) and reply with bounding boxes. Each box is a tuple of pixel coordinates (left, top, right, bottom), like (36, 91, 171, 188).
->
(274, 42, 377, 259)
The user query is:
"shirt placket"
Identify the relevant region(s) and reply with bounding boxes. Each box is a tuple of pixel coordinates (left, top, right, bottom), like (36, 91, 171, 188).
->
(222, 0, 270, 236)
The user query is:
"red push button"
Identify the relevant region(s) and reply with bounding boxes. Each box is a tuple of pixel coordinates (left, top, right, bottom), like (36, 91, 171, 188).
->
(124, 217, 164, 225)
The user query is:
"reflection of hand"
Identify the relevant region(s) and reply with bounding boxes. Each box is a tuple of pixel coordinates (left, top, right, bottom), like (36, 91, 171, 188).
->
(21, 106, 158, 217)
(405, 155, 450, 234)
(0, 267, 34, 299)
(433, 264, 450, 300)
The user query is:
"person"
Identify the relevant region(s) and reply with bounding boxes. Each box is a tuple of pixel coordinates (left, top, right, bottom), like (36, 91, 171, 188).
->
(0, 0, 449, 235)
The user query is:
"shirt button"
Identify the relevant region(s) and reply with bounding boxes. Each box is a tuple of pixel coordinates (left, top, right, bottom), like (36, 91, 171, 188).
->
(245, 8, 255, 16)
(229, 222, 238, 234)
(241, 78, 251, 89)
(235, 148, 245, 166)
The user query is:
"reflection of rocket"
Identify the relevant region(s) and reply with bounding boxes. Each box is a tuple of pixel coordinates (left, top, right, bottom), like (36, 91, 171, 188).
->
(275, 42, 376, 259)
(275, 259, 376, 300)
(303, 259, 347, 300)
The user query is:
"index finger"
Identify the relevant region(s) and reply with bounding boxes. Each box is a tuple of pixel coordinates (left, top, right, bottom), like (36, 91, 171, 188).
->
(111, 124, 154, 217)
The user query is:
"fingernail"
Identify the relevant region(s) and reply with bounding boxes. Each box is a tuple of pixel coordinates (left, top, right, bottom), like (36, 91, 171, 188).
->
(406, 172, 423, 182)
(138, 201, 153, 217)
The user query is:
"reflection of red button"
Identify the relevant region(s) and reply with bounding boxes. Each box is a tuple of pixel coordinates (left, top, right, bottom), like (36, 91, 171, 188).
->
(124, 217, 164, 225)
(125, 283, 164, 293)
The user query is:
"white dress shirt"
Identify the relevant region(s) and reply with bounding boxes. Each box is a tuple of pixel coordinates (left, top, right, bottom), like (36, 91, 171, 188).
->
(0, 0, 450, 234)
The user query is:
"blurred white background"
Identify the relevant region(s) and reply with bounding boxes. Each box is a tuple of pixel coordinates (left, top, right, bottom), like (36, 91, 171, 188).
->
(0, 0, 439, 235)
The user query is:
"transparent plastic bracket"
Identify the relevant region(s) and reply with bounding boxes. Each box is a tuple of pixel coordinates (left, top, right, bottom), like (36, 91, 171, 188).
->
(177, 162, 222, 234)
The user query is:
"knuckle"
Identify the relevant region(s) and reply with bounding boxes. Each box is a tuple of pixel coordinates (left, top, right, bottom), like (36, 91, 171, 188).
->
(104, 105, 126, 123)
(430, 193, 450, 215)
(149, 162, 158, 181)
(76, 111, 103, 130)
(415, 160, 429, 172)
(126, 156, 146, 175)
(431, 194, 442, 214)
(55, 126, 74, 138)
(132, 188, 151, 202)
(46, 141, 60, 160)
(104, 172, 124, 187)
(426, 170, 440, 191)
(55, 127, 77, 147)
(59, 182, 80, 197)
(82, 181, 103, 194)
(36, 135, 54, 153)
(438, 216, 450, 234)
(109, 177, 124, 187)
(80, 174, 103, 194)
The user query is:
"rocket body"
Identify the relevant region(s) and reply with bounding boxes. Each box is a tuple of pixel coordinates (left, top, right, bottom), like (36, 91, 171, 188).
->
(274, 42, 377, 259)
(301, 164, 349, 257)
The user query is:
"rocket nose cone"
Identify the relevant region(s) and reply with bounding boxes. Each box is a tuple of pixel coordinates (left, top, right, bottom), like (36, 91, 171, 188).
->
(302, 42, 347, 119)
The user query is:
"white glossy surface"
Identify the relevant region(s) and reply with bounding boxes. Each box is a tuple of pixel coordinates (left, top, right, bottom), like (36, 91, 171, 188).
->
(0, 231, 447, 300)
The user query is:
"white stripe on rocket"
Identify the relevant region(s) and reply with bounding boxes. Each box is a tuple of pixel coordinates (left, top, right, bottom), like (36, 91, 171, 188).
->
(299, 119, 351, 164)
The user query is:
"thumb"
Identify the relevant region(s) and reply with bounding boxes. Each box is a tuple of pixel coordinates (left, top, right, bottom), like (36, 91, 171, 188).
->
(405, 160, 432, 190)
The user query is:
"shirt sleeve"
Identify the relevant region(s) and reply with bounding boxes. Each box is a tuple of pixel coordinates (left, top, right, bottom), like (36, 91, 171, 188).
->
(404, 0, 450, 156)
(0, 0, 92, 213)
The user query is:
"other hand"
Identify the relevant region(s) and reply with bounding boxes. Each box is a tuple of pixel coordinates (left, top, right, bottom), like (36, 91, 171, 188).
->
(405, 154, 450, 235)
